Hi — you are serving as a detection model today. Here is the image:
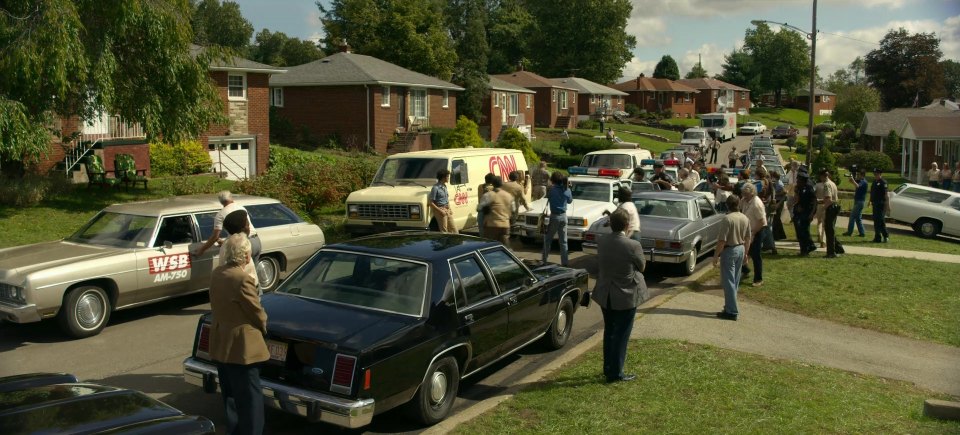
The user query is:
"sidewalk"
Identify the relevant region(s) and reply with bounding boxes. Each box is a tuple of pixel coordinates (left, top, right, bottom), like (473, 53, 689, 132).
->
(773, 240, 960, 263)
(633, 291, 960, 397)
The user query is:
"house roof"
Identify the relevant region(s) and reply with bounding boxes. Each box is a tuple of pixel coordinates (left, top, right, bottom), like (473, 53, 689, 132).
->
(190, 45, 286, 74)
(493, 71, 577, 91)
(611, 76, 699, 93)
(675, 78, 747, 92)
(270, 52, 464, 91)
(488, 76, 535, 94)
(860, 106, 959, 137)
(548, 77, 628, 96)
(795, 87, 836, 97)
(902, 116, 960, 139)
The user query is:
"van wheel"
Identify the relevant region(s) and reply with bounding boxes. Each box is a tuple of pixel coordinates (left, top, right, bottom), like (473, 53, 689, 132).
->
(59, 285, 111, 338)
(406, 356, 459, 425)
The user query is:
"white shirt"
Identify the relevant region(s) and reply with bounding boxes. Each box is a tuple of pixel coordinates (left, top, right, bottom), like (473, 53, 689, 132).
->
(214, 202, 257, 236)
(618, 201, 641, 235)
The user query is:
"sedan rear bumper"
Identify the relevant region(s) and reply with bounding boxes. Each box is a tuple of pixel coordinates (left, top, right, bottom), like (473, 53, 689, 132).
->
(183, 357, 375, 429)
(582, 243, 689, 264)
(0, 302, 42, 323)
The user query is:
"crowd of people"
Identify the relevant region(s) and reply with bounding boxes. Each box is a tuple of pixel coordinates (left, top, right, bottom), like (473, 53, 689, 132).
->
(925, 161, 960, 192)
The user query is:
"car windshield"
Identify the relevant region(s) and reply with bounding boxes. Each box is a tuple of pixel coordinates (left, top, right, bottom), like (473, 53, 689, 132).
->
(775, 125, 790, 130)
(67, 212, 157, 248)
(633, 199, 689, 219)
(683, 131, 706, 140)
(580, 154, 631, 169)
(279, 250, 428, 317)
(571, 182, 612, 202)
(373, 158, 447, 183)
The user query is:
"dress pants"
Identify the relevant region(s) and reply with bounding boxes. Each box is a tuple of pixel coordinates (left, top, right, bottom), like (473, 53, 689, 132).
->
(434, 207, 458, 234)
(872, 207, 889, 241)
(217, 363, 264, 435)
(749, 230, 764, 283)
(601, 306, 637, 382)
(720, 245, 744, 316)
(825, 204, 843, 256)
(795, 214, 815, 253)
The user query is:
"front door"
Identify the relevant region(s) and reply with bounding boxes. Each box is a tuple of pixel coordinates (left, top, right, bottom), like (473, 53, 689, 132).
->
(397, 88, 407, 130)
(451, 254, 509, 371)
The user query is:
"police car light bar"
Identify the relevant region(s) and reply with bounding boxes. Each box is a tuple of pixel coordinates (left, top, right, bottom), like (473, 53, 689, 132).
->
(567, 166, 623, 178)
(597, 168, 623, 178)
(568, 166, 588, 175)
(640, 159, 656, 166)
(663, 159, 681, 167)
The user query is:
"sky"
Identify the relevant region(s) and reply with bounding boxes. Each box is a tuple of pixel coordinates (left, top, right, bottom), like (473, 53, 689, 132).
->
(230, 0, 960, 83)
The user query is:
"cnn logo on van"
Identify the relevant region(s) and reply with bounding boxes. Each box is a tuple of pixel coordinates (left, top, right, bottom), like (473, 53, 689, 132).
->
(488, 155, 518, 177)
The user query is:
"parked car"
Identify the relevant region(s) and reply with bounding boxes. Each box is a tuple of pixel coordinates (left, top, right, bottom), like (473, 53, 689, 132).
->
(183, 232, 588, 429)
(750, 136, 774, 148)
(593, 135, 641, 149)
(583, 191, 724, 275)
(0, 372, 214, 433)
(771, 125, 799, 139)
(573, 148, 654, 181)
(518, 175, 625, 245)
(740, 121, 767, 135)
(0, 194, 325, 338)
(889, 183, 960, 238)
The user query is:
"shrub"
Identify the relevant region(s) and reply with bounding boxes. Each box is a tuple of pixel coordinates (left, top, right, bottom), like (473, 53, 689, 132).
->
(430, 127, 454, 149)
(550, 154, 583, 170)
(156, 175, 222, 196)
(441, 116, 484, 148)
(559, 136, 611, 156)
(661, 109, 673, 119)
(578, 119, 600, 130)
(150, 140, 213, 177)
(625, 103, 640, 117)
(837, 151, 894, 173)
(269, 106, 296, 145)
(0, 174, 73, 206)
(884, 129, 901, 162)
(811, 138, 841, 187)
(496, 128, 539, 166)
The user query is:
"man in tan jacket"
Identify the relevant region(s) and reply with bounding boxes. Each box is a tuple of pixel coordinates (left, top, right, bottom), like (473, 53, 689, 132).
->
(477, 176, 515, 246)
(209, 233, 269, 435)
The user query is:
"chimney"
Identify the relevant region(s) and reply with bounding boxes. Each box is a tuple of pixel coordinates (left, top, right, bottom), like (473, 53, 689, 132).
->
(339, 39, 351, 53)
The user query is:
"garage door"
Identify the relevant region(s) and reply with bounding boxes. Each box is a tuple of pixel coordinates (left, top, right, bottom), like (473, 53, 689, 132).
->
(209, 141, 253, 180)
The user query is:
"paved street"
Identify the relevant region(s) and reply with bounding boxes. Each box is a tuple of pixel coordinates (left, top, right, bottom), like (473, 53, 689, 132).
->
(0, 241, 711, 434)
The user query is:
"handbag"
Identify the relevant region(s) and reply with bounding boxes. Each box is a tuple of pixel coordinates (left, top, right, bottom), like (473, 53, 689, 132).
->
(579, 291, 592, 308)
(536, 204, 549, 235)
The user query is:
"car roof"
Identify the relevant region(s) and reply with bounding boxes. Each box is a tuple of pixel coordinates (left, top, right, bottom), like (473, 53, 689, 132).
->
(631, 191, 700, 201)
(385, 147, 522, 159)
(103, 194, 280, 217)
(585, 149, 646, 156)
(898, 183, 960, 196)
(569, 176, 619, 184)
(329, 232, 502, 262)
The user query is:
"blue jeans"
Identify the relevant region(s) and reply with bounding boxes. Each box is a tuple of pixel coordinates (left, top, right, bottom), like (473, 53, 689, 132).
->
(846, 200, 865, 235)
(720, 245, 744, 316)
(749, 229, 764, 283)
(601, 306, 637, 381)
(476, 211, 485, 238)
(943, 180, 953, 191)
(542, 214, 569, 266)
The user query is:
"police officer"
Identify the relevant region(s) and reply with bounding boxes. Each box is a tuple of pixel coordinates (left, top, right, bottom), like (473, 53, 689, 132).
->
(869, 168, 890, 243)
(791, 167, 818, 255)
(649, 162, 675, 190)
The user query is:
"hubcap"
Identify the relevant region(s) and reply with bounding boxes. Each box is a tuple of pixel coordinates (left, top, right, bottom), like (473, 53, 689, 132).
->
(921, 222, 934, 235)
(429, 371, 447, 404)
(257, 258, 278, 289)
(556, 309, 568, 336)
(76, 291, 104, 329)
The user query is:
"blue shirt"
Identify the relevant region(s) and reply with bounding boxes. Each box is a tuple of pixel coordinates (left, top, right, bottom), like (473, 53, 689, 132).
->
(429, 182, 449, 207)
(854, 178, 868, 201)
(547, 185, 573, 215)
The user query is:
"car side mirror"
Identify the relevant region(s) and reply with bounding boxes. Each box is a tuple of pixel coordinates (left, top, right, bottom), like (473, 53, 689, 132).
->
(163, 241, 173, 250)
(524, 277, 536, 287)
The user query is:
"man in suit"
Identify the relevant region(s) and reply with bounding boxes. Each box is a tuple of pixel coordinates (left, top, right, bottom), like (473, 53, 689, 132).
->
(591, 208, 648, 383)
(209, 233, 269, 435)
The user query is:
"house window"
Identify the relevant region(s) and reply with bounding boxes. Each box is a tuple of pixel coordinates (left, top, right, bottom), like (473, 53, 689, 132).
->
(684, 93, 690, 102)
(741, 91, 746, 100)
(493, 92, 499, 107)
(713, 90, 718, 98)
(442, 90, 449, 108)
(525, 94, 531, 108)
(558, 90, 567, 109)
(509, 94, 519, 116)
(936, 141, 943, 155)
(228, 74, 246, 100)
(269, 87, 283, 107)
(381, 86, 391, 107)
(824, 95, 831, 102)
(591, 95, 596, 104)
(411, 89, 429, 118)
(815, 96, 821, 103)
(552, 90, 556, 102)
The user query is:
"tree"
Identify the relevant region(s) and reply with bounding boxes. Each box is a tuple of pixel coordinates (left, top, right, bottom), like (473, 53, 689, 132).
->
(884, 129, 901, 162)
(811, 133, 839, 186)
(743, 23, 810, 107)
(653, 55, 680, 80)
(319, 0, 457, 80)
(716, 48, 759, 97)
(831, 85, 880, 127)
(191, 0, 254, 53)
(524, 0, 635, 84)
(864, 28, 945, 109)
(251, 29, 323, 67)
(0, 0, 225, 169)
(443, 116, 484, 148)
(447, 0, 489, 122)
(486, 0, 535, 74)
(685, 63, 708, 79)
(942, 59, 960, 99)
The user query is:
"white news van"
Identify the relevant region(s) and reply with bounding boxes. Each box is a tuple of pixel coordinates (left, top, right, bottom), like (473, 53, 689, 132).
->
(345, 148, 530, 235)
(698, 112, 737, 142)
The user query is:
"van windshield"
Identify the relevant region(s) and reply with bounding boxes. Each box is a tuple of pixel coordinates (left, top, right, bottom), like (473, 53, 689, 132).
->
(374, 158, 448, 183)
(580, 154, 631, 169)
(683, 131, 706, 140)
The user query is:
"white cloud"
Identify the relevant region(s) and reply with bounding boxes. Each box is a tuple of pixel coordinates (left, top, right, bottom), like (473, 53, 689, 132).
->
(620, 57, 660, 82)
(680, 43, 731, 77)
(627, 14, 670, 47)
(628, 0, 905, 18)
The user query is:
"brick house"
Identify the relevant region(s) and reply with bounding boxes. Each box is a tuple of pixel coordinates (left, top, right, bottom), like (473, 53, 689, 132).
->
(269, 51, 462, 154)
(611, 74, 698, 119)
(548, 76, 627, 121)
(39, 51, 284, 181)
(480, 76, 536, 141)
(492, 70, 578, 129)
(858, 104, 959, 172)
(676, 78, 750, 115)
(897, 116, 960, 183)
(760, 87, 836, 115)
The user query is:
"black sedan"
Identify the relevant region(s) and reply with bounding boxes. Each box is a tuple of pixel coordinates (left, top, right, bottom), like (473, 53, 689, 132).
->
(0, 373, 214, 434)
(183, 232, 588, 429)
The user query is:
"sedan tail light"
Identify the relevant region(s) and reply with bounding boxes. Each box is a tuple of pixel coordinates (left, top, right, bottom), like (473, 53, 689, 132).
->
(196, 323, 211, 360)
(330, 354, 357, 394)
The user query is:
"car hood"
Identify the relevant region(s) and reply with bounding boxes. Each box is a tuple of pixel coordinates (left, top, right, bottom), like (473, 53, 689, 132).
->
(346, 184, 431, 204)
(261, 293, 420, 352)
(523, 197, 613, 220)
(0, 241, 118, 280)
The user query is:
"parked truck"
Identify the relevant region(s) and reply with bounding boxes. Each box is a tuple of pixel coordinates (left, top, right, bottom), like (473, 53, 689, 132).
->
(698, 112, 737, 142)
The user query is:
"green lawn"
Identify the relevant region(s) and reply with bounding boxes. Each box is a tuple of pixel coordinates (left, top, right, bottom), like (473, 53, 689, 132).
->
(659, 118, 699, 128)
(700, 251, 960, 346)
(780, 219, 960, 255)
(455, 340, 959, 434)
(613, 123, 682, 142)
(742, 107, 830, 128)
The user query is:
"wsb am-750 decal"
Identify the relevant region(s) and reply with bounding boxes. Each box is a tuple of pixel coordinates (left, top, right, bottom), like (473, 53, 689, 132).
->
(149, 253, 192, 282)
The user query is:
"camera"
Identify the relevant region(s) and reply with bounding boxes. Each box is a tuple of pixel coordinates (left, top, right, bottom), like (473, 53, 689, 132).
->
(847, 164, 859, 178)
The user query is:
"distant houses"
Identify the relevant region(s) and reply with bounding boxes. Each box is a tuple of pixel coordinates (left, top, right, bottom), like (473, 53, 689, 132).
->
(860, 100, 960, 182)
(493, 70, 579, 129)
(611, 74, 699, 119)
(676, 78, 751, 115)
(479, 76, 536, 141)
(760, 87, 836, 115)
(549, 76, 628, 121)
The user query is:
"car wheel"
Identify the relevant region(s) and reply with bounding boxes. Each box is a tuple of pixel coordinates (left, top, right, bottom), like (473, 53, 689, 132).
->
(407, 356, 460, 425)
(256, 255, 281, 292)
(543, 297, 574, 350)
(679, 245, 698, 276)
(914, 219, 941, 238)
(59, 285, 111, 338)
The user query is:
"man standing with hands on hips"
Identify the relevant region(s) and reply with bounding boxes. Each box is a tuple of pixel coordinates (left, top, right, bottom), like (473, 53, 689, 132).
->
(592, 208, 647, 382)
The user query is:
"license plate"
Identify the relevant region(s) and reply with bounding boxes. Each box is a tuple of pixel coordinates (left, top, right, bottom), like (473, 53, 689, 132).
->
(655, 240, 666, 248)
(267, 340, 288, 362)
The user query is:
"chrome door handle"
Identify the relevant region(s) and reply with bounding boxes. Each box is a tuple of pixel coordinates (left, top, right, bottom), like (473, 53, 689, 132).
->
(463, 314, 474, 323)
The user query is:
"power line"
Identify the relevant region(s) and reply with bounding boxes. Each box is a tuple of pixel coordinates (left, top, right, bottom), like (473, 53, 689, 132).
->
(816, 30, 879, 47)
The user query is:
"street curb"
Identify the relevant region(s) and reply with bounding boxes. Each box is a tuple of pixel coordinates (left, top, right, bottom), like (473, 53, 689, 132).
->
(924, 399, 960, 421)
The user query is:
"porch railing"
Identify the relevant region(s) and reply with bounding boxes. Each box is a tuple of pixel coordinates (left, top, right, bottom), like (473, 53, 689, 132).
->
(64, 116, 146, 175)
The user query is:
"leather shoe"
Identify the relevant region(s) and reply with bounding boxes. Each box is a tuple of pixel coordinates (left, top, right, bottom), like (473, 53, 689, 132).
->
(825, 254, 838, 259)
(716, 311, 738, 321)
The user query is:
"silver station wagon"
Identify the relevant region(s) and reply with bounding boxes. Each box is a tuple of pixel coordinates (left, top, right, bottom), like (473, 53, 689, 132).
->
(0, 195, 325, 338)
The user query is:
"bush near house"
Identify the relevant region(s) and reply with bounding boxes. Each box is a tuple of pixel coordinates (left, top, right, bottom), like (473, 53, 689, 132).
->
(150, 140, 213, 177)
(837, 151, 894, 174)
(559, 136, 611, 156)
(577, 119, 600, 130)
(624, 103, 640, 117)
(441, 116, 484, 148)
(496, 128, 538, 167)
